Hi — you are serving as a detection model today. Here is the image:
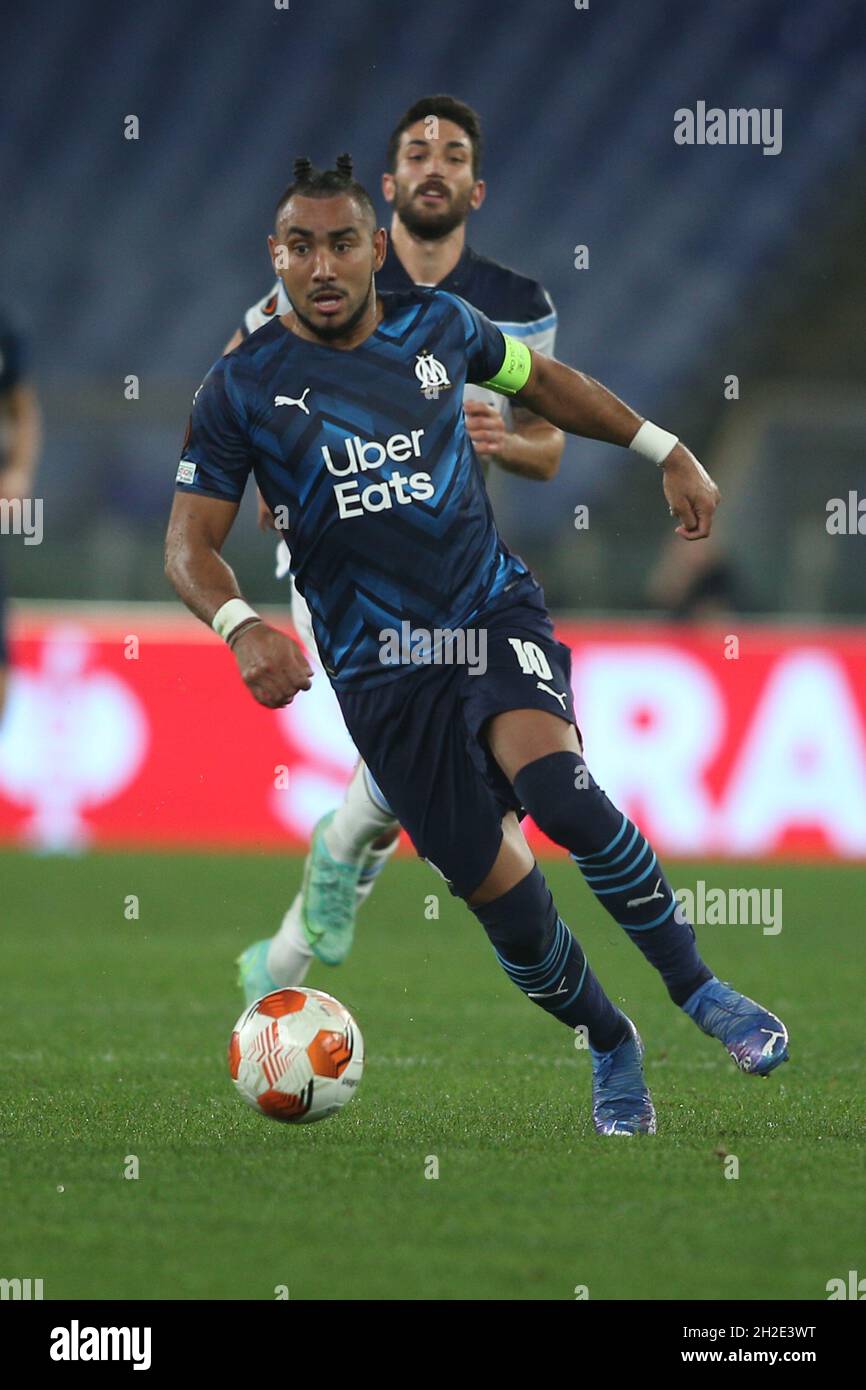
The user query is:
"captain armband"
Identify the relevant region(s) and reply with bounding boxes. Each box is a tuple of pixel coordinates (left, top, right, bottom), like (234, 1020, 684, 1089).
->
(478, 334, 533, 397)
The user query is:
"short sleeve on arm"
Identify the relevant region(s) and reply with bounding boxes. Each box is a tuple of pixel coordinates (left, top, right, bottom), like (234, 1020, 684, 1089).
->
(441, 292, 533, 397)
(175, 361, 252, 503)
(439, 291, 507, 385)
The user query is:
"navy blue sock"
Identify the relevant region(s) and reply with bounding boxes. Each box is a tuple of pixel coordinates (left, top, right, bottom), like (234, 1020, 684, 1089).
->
(470, 865, 628, 1052)
(514, 752, 712, 1007)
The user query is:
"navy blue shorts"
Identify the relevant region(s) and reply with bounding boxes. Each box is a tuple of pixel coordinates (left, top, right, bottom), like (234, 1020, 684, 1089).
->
(336, 575, 580, 899)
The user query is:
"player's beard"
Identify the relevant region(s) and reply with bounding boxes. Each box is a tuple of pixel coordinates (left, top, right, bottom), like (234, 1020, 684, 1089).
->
(291, 273, 375, 343)
(393, 182, 474, 241)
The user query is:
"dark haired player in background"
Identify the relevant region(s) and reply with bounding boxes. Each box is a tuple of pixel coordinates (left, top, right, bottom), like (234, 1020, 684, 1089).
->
(225, 96, 566, 988)
(0, 311, 41, 722)
(166, 159, 788, 1136)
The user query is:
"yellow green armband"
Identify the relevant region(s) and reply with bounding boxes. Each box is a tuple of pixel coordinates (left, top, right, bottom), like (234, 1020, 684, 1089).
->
(478, 334, 532, 397)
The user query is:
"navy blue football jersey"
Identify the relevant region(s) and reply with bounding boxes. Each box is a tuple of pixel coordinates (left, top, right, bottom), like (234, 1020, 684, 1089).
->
(177, 289, 534, 688)
(240, 242, 558, 587)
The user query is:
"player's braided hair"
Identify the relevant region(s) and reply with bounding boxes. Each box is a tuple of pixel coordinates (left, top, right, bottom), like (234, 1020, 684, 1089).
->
(274, 153, 377, 227)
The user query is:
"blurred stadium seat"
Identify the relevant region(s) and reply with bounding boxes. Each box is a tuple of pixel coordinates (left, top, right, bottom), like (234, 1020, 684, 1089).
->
(2, 0, 865, 611)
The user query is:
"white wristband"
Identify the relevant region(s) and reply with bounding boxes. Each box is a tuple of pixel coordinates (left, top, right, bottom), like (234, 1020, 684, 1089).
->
(629, 420, 679, 465)
(212, 598, 260, 644)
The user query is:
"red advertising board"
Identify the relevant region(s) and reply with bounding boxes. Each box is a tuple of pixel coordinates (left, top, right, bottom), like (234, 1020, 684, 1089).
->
(1, 606, 865, 858)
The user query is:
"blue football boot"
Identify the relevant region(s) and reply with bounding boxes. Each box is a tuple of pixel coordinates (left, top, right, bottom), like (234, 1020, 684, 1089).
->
(682, 976, 789, 1076)
(590, 1017, 657, 1136)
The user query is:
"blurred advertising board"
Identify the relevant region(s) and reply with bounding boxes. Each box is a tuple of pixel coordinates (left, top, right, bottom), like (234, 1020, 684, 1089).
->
(1, 606, 864, 858)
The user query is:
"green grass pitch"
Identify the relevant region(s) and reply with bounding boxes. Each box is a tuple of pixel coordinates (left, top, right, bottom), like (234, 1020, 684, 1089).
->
(0, 848, 863, 1301)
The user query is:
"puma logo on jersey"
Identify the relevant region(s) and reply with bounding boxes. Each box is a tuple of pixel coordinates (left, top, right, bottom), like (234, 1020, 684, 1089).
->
(536, 681, 567, 710)
(275, 389, 311, 414)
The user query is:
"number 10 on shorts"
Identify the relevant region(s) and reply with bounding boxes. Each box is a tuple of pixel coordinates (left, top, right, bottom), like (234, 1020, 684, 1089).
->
(508, 637, 553, 681)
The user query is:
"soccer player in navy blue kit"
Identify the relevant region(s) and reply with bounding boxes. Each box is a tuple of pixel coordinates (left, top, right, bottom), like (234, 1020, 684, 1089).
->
(228, 97, 564, 983)
(0, 312, 41, 722)
(166, 158, 789, 1135)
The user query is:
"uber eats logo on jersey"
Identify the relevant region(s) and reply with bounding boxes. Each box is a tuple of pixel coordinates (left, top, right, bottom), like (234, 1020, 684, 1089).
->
(322, 428, 435, 520)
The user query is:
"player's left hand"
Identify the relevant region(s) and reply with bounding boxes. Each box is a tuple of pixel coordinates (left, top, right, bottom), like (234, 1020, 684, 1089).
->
(660, 443, 721, 540)
(464, 400, 508, 456)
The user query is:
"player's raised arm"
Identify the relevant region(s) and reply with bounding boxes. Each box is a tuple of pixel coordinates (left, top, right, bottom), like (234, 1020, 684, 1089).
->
(506, 348, 721, 541)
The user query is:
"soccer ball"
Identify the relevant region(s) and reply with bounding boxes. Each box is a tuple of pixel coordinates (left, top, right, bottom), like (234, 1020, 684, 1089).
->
(228, 987, 364, 1123)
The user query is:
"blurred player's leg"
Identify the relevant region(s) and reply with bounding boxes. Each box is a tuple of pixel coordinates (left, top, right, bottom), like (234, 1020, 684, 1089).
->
(237, 783, 400, 1000)
(317, 764, 400, 892)
(237, 765, 401, 1000)
(291, 575, 401, 955)
(299, 765, 400, 964)
(291, 581, 401, 948)
(239, 578, 401, 996)
(237, 893, 311, 1003)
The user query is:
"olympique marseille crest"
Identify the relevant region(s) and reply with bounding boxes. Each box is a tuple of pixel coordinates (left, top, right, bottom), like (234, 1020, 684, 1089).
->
(414, 351, 452, 400)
